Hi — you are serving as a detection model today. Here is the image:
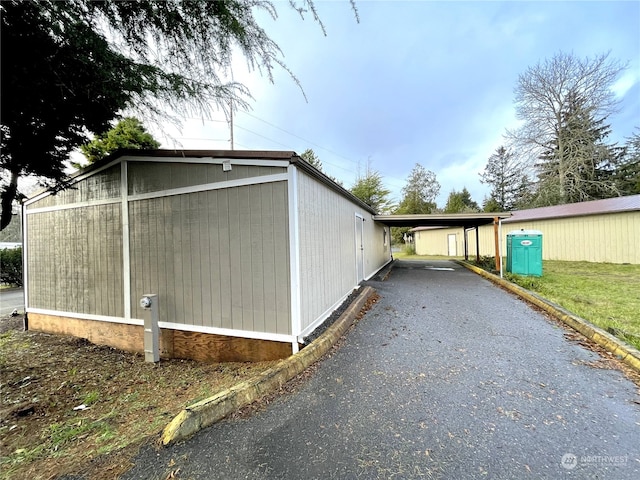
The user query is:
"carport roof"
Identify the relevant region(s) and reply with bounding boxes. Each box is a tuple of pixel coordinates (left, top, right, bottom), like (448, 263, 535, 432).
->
(374, 213, 511, 228)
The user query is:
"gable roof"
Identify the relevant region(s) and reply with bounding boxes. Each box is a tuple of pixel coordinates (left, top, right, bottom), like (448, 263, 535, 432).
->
(505, 194, 640, 223)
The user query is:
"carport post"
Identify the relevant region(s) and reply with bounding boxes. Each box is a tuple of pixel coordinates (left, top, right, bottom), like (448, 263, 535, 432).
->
(493, 217, 502, 274)
(498, 218, 503, 278)
(463, 228, 469, 260)
(475, 227, 480, 263)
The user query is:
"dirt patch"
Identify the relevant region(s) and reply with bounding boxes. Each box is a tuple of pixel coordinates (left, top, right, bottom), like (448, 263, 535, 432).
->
(0, 316, 277, 480)
(0, 291, 380, 480)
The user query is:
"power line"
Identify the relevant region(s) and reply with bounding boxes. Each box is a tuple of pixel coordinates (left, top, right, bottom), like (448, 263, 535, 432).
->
(168, 111, 410, 190)
(238, 111, 360, 166)
(233, 125, 293, 150)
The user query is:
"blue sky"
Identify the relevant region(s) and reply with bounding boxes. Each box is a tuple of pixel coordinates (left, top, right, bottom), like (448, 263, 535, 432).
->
(156, 0, 640, 208)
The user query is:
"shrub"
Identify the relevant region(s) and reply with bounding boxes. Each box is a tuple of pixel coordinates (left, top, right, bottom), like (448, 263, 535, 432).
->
(474, 255, 496, 272)
(402, 243, 416, 255)
(0, 247, 23, 286)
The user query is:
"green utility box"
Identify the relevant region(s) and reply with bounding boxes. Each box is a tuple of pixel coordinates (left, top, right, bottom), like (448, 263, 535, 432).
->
(506, 230, 543, 277)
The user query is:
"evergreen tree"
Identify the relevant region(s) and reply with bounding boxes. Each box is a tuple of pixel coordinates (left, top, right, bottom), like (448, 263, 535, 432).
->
(300, 149, 323, 171)
(535, 92, 621, 205)
(443, 187, 479, 213)
(479, 146, 529, 211)
(392, 164, 440, 244)
(80, 117, 160, 165)
(1, 0, 355, 230)
(350, 168, 393, 214)
(299, 148, 342, 185)
(395, 164, 440, 215)
(482, 196, 502, 213)
(615, 130, 640, 195)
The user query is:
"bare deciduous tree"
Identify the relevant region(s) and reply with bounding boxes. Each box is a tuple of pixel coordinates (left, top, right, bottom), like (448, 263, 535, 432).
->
(507, 52, 626, 205)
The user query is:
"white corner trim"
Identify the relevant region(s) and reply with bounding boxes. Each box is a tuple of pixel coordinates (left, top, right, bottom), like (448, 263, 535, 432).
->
(121, 161, 132, 320)
(354, 213, 365, 284)
(127, 173, 288, 202)
(22, 203, 29, 310)
(287, 164, 301, 338)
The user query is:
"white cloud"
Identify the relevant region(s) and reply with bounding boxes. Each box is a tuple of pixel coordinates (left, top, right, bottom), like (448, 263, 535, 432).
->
(611, 70, 639, 99)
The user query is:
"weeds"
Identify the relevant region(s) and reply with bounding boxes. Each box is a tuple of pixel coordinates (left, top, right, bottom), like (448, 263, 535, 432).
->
(401, 243, 416, 255)
(473, 255, 496, 272)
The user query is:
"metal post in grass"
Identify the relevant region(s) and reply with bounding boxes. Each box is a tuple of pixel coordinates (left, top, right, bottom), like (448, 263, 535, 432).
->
(140, 294, 159, 363)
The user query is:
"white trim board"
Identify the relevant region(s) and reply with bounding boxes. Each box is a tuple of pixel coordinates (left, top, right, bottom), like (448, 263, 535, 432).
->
(297, 288, 356, 342)
(26, 308, 144, 326)
(24, 173, 288, 214)
(287, 164, 301, 351)
(25, 308, 295, 343)
(124, 156, 290, 168)
(121, 161, 132, 320)
(22, 203, 29, 311)
(24, 158, 123, 206)
(158, 321, 296, 343)
(364, 257, 393, 281)
(25, 197, 120, 215)
(298, 258, 393, 342)
(128, 172, 287, 202)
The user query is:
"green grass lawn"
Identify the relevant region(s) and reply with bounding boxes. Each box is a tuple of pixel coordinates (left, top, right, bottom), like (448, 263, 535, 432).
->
(393, 251, 465, 261)
(509, 261, 640, 350)
(391, 253, 640, 351)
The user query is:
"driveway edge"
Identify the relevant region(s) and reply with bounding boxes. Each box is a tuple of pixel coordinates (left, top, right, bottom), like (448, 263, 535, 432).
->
(161, 285, 377, 446)
(457, 261, 640, 373)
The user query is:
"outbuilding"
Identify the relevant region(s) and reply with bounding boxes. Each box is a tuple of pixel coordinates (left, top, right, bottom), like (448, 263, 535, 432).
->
(23, 150, 392, 362)
(411, 195, 640, 264)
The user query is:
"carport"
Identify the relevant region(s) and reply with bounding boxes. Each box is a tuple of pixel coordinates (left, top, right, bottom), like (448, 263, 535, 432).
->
(373, 213, 511, 271)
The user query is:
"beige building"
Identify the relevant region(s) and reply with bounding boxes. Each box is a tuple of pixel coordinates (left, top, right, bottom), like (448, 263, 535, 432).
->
(23, 150, 392, 362)
(412, 195, 640, 264)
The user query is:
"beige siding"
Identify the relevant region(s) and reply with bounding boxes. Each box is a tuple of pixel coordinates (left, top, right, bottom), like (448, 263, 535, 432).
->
(127, 162, 286, 195)
(128, 181, 291, 334)
(414, 228, 464, 256)
(363, 214, 392, 278)
(26, 165, 121, 209)
(296, 171, 390, 334)
(415, 212, 640, 264)
(26, 204, 123, 316)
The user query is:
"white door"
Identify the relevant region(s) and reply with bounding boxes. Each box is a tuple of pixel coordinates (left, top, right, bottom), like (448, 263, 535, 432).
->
(355, 215, 365, 283)
(447, 234, 457, 257)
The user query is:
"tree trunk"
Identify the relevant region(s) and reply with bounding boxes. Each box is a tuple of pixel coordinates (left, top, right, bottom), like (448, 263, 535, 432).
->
(0, 170, 19, 231)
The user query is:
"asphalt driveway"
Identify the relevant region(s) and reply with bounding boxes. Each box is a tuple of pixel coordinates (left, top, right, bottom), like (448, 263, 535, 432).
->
(0, 287, 24, 317)
(122, 260, 640, 479)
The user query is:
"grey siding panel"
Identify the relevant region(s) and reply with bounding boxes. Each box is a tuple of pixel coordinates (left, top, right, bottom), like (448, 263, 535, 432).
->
(297, 171, 355, 332)
(127, 162, 286, 195)
(27, 165, 121, 209)
(26, 204, 123, 317)
(296, 171, 390, 334)
(128, 181, 290, 334)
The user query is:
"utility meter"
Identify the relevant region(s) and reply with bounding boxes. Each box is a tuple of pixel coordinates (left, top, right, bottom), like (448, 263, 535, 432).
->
(140, 296, 152, 309)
